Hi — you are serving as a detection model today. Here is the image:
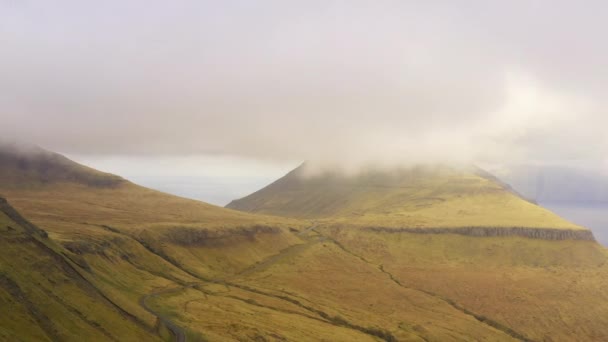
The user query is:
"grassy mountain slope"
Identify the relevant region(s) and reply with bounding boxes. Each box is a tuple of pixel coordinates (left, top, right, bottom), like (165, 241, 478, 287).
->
(0, 146, 528, 341)
(0, 197, 161, 342)
(142, 231, 521, 341)
(0, 144, 306, 276)
(0, 145, 313, 340)
(0, 142, 124, 188)
(0, 143, 301, 233)
(224, 162, 608, 340)
(2, 145, 607, 341)
(0, 146, 514, 341)
(324, 228, 608, 341)
(227, 163, 584, 230)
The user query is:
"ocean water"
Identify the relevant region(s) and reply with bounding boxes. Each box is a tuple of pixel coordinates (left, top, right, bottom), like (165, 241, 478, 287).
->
(541, 202, 608, 247)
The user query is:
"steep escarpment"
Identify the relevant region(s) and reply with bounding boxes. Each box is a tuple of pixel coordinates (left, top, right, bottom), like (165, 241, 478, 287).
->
(161, 225, 282, 246)
(363, 226, 596, 241)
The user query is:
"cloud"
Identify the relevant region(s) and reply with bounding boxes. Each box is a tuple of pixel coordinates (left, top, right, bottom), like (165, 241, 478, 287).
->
(1, 1, 606, 168)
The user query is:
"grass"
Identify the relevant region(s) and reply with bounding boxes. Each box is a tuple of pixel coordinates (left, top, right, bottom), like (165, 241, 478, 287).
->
(229, 233, 519, 341)
(148, 286, 380, 341)
(325, 227, 608, 341)
(13, 178, 604, 341)
(0, 210, 162, 342)
(0, 175, 310, 341)
(1, 147, 607, 341)
(1, 182, 305, 234)
(228, 164, 583, 229)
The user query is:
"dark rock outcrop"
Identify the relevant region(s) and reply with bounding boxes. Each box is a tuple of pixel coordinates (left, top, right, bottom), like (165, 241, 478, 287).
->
(163, 225, 281, 247)
(363, 226, 596, 241)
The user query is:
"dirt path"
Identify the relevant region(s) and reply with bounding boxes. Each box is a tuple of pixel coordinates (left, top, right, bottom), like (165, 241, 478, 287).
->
(297, 222, 318, 236)
(137, 223, 404, 342)
(139, 285, 193, 342)
(235, 235, 327, 278)
(137, 224, 322, 342)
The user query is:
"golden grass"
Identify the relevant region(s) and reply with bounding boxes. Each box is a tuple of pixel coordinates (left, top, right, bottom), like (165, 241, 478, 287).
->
(149, 286, 379, 341)
(0, 178, 313, 341)
(228, 165, 583, 230)
(0, 182, 304, 237)
(0, 211, 162, 342)
(327, 192, 583, 229)
(325, 227, 608, 341)
(230, 235, 517, 341)
(1, 151, 605, 341)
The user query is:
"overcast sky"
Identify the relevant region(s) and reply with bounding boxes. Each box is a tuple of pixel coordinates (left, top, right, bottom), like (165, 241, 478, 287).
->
(2, 1, 608, 202)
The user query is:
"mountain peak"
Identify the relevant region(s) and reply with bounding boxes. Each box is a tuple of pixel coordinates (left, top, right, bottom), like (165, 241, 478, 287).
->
(227, 163, 582, 230)
(0, 142, 124, 188)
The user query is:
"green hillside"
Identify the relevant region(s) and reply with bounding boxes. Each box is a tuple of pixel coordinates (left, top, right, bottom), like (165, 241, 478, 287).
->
(0, 197, 161, 341)
(227, 163, 584, 230)
(1, 146, 607, 341)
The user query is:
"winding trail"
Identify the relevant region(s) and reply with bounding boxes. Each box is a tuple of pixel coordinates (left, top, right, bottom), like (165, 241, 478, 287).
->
(139, 285, 192, 342)
(235, 236, 327, 278)
(136, 223, 521, 341)
(297, 222, 318, 236)
(136, 222, 528, 341)
(136, 223, 326, 342)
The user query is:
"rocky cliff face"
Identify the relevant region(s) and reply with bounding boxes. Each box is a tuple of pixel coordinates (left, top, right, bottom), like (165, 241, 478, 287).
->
(364, 226, 596, 241)
(161, 225, 281, 247)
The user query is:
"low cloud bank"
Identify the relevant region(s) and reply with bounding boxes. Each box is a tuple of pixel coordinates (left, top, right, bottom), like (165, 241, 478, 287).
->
(2, 2, 607, 172)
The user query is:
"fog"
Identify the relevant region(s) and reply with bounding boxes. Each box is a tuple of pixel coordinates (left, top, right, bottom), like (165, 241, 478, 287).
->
(2, 1, 607, 171)
(3, 2, 608, 242)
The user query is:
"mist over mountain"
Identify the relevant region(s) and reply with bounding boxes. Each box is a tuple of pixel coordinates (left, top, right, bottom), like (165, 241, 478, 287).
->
(493, 164, 608, 203)
(2, 1, 608, 172)
(488, 163, 608, 246)
(3, 2, 608, 340)
(1, 143, 607, 341)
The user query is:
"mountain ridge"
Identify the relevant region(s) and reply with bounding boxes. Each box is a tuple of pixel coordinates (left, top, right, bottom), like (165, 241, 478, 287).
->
(227, 162, 587, 233)
(0, 142, 124, 188)
(1, 144, 607, 341)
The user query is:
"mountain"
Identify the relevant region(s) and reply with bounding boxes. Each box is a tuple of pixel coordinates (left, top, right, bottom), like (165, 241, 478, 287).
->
(227, 163, 586, 232)
(0, 144, 319, 340)
(227, 162, 608, 341)
(0, 142, 124, 188)
(0, 142, 302, 239)
(1, 145, 608, 341)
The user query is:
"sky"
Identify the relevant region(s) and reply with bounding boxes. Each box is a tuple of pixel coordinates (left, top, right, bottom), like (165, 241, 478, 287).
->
(67, 153, 297, 206)
(2, 1, 608, 203)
